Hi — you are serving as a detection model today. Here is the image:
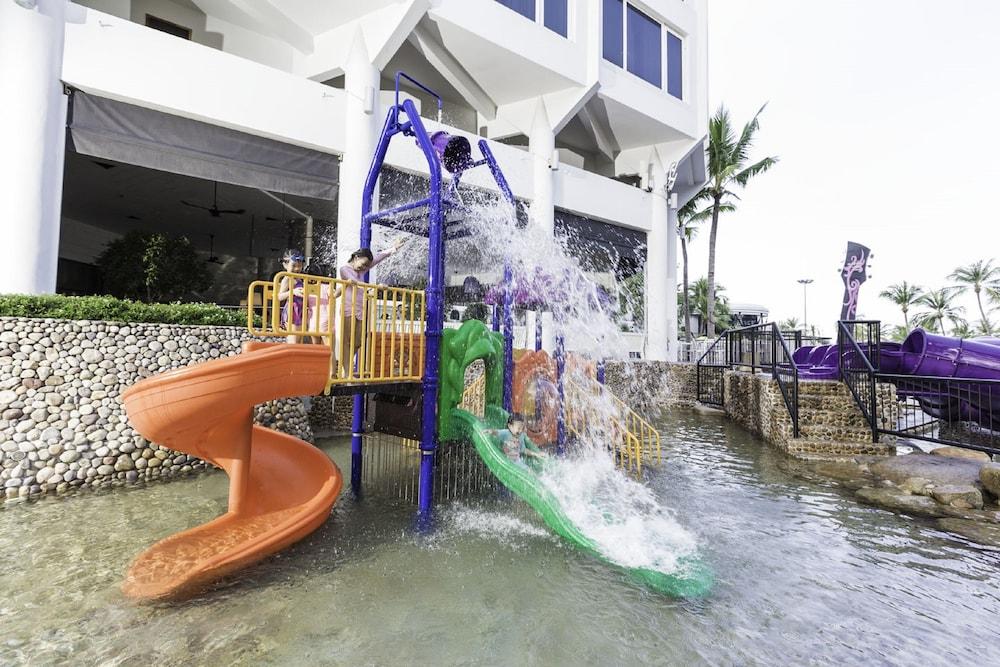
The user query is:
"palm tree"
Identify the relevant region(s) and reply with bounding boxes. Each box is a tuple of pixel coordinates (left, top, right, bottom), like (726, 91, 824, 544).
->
(951, 321, 974, 339)
(950, 259, 1000, 334)
(914, 288, 966, 335)
(780, 317, 800, 331)
(879, 281, 923, 330)
(677, 198, 703, 342)
(686, 105, 778, 335)
(689, 277, 731, 336)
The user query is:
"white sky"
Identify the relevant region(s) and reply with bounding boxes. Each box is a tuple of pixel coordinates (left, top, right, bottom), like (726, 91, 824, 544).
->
(689, 0, 1000, 336)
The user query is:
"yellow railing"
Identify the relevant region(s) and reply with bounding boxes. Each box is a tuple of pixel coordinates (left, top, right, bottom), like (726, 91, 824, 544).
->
(247, 272, 426, 392)
(564, 378, 661, 476)
(459, 373, 486, 418)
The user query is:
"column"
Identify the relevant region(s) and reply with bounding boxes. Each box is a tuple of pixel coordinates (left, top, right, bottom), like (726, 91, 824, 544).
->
(529, 99, 557, 353)
(0, 0, 68, 294)
(337, 28, 380, 269)
(645, 153, 678, 361)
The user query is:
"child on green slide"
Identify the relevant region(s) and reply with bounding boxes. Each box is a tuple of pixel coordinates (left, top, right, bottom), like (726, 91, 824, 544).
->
(489, 413, 547, 466)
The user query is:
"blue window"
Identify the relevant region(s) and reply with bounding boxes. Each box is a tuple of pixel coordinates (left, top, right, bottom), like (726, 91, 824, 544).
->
(602, 0, 623, 66)
(627, 5, 661, 87)
(495, 0, 535, 21)
(544, 0, 568, 37)
(667, 32, 683, 99)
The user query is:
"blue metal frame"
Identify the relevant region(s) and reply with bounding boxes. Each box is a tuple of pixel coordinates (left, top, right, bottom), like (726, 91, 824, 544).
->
(353, 72, 522, 516)
(555, 333, 566, 454)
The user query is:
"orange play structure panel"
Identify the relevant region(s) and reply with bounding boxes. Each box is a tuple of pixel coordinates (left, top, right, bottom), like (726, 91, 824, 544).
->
(512, 350, 557, 445)
(120, 342, 342, 601)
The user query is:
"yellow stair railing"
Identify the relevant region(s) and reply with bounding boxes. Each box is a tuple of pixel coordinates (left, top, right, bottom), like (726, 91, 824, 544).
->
(564, 377, 661, 476)
(459, 372, 486, 418)
(247, 272, 426, 393)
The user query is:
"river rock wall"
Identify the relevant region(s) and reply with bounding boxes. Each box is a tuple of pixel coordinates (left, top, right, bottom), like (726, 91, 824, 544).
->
(604, 361, 698, 415)
(0, 317, 312, 503)
(724, 370, 896, 458)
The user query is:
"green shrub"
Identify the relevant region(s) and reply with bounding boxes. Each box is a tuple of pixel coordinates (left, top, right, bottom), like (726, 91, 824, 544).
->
(462, 302, 490, 323)
(96, 231, 211, 302)
(0, 294, 250, 327)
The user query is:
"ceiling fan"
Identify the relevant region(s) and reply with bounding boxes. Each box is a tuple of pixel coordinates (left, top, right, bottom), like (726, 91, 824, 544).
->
(182, 182, 246, 218)
(206, 234, 223, 265)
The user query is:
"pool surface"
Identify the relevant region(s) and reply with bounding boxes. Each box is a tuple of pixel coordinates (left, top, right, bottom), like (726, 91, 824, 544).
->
(2, 409, 997, 666)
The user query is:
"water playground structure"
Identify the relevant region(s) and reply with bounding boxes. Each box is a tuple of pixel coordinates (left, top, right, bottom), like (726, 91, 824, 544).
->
(121, 74, 710, 601)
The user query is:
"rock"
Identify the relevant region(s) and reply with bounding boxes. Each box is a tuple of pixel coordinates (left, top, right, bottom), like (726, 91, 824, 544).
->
(59, 450, 79, 464)
(930, 485, 984, 510)
(153, 450, 169, 460)
(0, 332, 17, 344)
(114, 454, 134, 472)
(96, 464, 114, 476)
(930, 446, 991, 463)
(870, 454, 983, 488)
(855, 487, 947, 518)
(35, 467, 54, 484)
(87, 430, 108, 444)
(979, 464, 1000, 499)
(81, 349, 102, 364)
(125, 471, 138, 483)
(937, 518, 1000, 547)
(44, 393, 63, 407)
(899, 477, 934, 495)
(147, 457, 162, 468)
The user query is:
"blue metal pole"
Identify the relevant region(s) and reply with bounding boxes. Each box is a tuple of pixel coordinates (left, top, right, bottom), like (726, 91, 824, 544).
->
(399, 98, 444, 517)
(535, 310, 543, 351)
(597, 359, 606, 385)
(348, 106, 399, 499)
(492, 304, 500, 332)
(502, 265, 513, 413)
(555, 332, 566, 454)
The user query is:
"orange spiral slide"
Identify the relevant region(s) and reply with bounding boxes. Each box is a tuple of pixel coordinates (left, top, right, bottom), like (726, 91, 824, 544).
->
(120, 341, 342, 601)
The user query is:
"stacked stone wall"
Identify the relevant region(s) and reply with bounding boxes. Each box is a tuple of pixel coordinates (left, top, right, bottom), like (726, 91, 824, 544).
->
(0, 317, 312, 502)
(604, 360, 698, 414)
(723, 370, 895, 458)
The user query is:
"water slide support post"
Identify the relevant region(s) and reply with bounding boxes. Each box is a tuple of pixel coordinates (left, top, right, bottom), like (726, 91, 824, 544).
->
(555, 332, 566, 454)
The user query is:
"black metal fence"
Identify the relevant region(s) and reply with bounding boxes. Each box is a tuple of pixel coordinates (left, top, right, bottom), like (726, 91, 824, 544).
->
(838, 321, 1000, 457)
(696, 323, 800, 436)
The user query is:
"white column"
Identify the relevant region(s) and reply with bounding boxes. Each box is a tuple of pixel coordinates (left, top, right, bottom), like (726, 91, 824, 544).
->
(645, 154, 677, 361)
(529, 98, 555, 234)
(529, 99, 556, 351)
(336, 29, 380, 270)
(0, 0, 68, 295)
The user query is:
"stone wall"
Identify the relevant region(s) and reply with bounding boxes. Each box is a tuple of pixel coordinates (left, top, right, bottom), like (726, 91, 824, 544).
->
(723, 370, 895, 458)
(0, 317, 312, 503)
(604, 360, 698, 415)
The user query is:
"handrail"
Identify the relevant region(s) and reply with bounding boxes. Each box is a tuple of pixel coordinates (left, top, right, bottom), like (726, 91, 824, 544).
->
(247, 272, 426, 393)
(563, 377, 660, 476)
(459, 373, 486, 418)
(837, 320, 878, 441)
(696, 321, 800, 436)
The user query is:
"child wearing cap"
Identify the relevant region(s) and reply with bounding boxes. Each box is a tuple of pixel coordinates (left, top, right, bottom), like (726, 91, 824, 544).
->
(277, 249, 307, 343)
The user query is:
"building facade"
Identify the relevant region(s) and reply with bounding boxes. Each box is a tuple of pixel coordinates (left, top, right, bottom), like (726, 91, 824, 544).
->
(0, 0, 708, 361)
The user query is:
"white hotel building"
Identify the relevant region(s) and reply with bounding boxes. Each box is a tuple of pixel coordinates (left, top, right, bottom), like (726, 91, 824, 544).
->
(1, 0, 708, 361)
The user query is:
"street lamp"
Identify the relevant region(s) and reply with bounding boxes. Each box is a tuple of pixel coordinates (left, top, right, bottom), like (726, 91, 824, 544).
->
(797, 279, 814, 333)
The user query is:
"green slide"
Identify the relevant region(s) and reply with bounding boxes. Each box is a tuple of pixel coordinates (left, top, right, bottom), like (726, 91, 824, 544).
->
(441, 321, 712, 598)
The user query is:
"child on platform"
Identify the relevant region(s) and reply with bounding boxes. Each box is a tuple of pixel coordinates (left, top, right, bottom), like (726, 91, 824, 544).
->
(489, 413, 547, 466)
(337, 237, 406, 378)
(277, 249, 307, 343)
(304, 262, 342, 348)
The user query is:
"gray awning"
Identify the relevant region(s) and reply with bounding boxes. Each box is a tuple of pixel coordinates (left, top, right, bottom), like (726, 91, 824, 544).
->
(67, 90, 338, 199)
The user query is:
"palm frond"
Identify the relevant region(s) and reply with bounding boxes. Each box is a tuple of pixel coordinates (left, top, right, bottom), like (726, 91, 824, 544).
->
(734, 156, 779, 187)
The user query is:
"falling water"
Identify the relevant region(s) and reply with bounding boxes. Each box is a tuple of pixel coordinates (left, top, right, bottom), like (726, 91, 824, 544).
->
(367, 176, 702, 576)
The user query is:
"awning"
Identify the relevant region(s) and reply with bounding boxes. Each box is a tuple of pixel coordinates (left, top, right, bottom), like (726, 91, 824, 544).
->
(67, 90, 338, 199)
(555, 209, 646, 277)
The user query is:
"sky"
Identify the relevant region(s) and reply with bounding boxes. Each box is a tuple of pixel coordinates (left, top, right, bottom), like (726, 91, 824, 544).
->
(691, 0, 1000, 336)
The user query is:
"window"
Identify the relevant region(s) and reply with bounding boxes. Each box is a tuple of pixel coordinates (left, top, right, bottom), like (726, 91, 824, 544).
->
(603, 2, 684, 95)
(626, 5, 661, 87)
(602, 0, 624, 66)
(667, 31, 683, 99)
(145, 15, 192, 40)
(544, 0, 569, 37)
(495, 0, 535, 21)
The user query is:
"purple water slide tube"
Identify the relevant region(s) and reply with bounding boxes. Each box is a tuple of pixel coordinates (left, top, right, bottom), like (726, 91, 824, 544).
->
(891, 330, 1000, 429)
